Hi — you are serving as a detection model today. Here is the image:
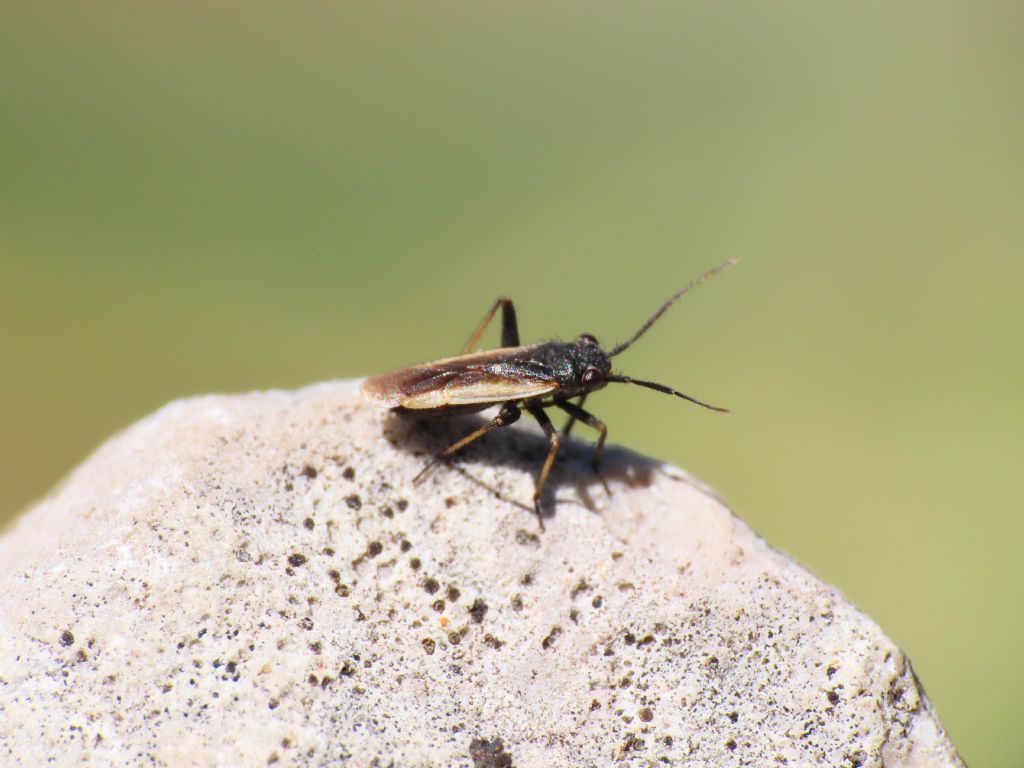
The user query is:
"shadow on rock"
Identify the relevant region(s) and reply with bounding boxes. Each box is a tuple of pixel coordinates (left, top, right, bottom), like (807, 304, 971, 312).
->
(380, 410, 662, 524)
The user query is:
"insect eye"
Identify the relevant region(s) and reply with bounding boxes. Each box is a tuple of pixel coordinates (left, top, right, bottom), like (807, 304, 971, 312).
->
(578, 333, 598, 345)
(581, 366, 602, 386)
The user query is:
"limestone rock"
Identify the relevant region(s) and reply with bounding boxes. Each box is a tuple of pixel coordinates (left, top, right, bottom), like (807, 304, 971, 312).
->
(0, 380, 962, 767)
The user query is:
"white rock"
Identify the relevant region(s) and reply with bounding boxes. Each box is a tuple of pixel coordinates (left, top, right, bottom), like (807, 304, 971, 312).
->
(0, 379, 962, 767)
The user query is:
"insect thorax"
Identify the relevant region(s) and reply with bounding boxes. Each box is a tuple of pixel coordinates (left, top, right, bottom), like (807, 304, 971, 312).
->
(533, 339, 612, 398)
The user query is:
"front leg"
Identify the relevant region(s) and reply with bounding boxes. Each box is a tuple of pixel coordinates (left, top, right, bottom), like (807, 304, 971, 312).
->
(556, 399, 610, 497)
(462, 298, 520, 353)
(526, 404, 560, 530)
(561, 394, 587, 436)
(556, 400, 607, 470)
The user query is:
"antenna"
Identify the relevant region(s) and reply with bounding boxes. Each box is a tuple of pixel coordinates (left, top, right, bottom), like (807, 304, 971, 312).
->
(606, 375, 729, 412)
(607, 258, 739, 358)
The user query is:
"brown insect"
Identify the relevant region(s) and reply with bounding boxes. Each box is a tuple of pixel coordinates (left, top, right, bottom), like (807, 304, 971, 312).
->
(362, 260, 737, 527)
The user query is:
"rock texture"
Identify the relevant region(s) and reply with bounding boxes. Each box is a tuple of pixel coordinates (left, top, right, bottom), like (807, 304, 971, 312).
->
(0, 379, 962, 767)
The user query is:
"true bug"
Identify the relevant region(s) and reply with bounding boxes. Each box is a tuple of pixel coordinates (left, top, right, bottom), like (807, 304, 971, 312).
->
(362, 259, 737, 528)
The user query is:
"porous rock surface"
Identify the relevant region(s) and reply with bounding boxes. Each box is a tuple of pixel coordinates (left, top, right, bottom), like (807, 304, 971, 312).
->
(0, 379, 962, 767)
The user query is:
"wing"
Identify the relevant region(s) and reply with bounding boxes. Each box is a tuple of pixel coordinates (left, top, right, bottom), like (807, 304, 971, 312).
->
(361, 346, 559, 410)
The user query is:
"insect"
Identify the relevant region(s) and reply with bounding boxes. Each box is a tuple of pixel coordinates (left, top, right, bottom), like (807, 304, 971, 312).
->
(362, 260, 737, 528)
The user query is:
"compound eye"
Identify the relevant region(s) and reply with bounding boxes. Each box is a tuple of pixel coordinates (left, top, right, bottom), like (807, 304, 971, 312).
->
(578, 333, 598, 345)
(581, 366, 602, 386)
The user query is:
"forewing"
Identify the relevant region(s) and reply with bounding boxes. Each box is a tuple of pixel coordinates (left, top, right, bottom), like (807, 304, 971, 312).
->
(361, 347, 558, 410)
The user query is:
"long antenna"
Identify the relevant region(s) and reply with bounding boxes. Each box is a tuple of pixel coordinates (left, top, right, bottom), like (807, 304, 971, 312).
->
(607, 258, 739, 357)
(606, 375, 729, 412)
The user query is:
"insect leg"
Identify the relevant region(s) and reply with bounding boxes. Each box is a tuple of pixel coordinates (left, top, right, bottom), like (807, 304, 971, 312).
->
(413, 403, 521, 483)
(526, 404, 560, 530)
(561, 394, 587, 436)
(461, 298, 520, 353)
(555, 400, 607, 470)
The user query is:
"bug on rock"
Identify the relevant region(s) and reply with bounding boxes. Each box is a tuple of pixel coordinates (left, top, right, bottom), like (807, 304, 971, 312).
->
(361, 259, 737, 528)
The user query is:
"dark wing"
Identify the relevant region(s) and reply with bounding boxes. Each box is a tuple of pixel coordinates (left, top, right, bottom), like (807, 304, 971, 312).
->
(361, 346, 559, 410)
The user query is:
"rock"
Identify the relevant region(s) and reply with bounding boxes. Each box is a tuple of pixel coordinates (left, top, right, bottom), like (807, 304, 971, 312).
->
(0, 379, 962, 767)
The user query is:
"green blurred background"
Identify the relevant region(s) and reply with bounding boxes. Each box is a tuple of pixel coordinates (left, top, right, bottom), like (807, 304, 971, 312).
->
(2, 2, 1020, 763)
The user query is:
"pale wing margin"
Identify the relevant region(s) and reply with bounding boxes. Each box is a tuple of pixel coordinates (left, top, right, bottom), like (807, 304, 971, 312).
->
(400, 374, 558, 409)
